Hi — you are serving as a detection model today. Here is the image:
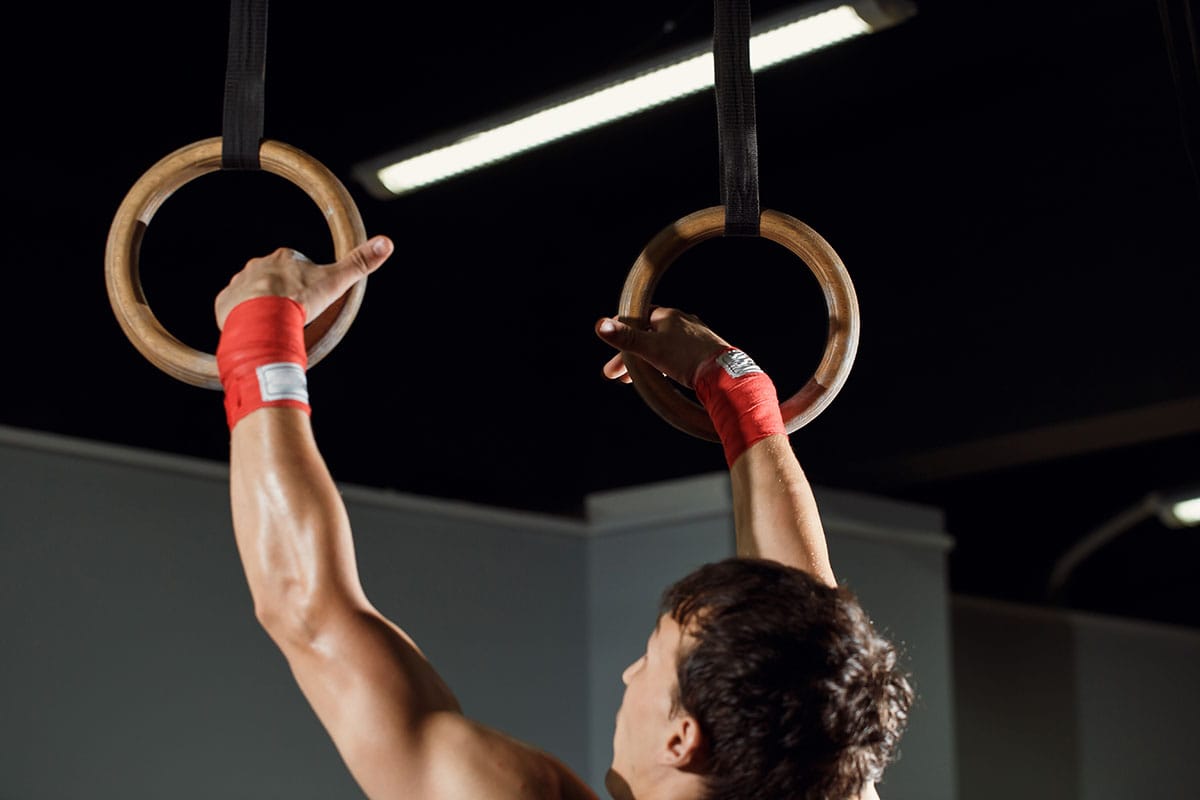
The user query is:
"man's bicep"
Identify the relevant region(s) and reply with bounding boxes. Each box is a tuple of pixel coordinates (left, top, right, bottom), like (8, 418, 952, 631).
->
(279, 607, 462, 799)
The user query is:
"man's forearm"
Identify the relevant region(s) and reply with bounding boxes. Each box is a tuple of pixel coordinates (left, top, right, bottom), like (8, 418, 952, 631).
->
(730, 435, 836, 587)
(229, 408, 370, 636)
(590, 313, 839, 586)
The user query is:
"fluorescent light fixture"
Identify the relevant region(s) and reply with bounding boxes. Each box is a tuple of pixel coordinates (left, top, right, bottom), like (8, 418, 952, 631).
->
(1170, 498, 1200, 525)
(353, 0, 917, 198)
(1171, 501, 1200, 525)
(1049, 485, 1200, 595)
(1158, 490, 1200, 528)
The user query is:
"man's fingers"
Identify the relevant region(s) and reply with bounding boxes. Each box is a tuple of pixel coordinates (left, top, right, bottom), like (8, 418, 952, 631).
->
(594, 306, 732, 388)
(597, 318, 641, 383)
(602, 352, 631, 383)
(648, 305, 675, 325)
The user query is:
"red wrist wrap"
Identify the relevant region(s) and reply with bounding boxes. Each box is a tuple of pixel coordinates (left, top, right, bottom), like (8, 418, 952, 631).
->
(694, 347, 786, 468)
(216, 296, 311, 431)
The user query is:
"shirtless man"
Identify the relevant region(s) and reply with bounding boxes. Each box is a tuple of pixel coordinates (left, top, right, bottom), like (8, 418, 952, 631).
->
(213, 236, 912, 800)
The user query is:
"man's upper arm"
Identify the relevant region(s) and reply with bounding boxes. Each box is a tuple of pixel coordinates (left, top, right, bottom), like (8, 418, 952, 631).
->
(279, 609, 592, 800)
(273, 605, 464, 799)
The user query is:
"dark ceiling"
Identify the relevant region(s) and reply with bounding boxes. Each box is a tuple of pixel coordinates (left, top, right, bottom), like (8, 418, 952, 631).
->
(6, 0, 1198, 628)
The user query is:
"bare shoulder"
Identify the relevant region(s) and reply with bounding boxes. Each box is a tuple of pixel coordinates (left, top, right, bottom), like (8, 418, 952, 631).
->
(423, 712, 601, 800)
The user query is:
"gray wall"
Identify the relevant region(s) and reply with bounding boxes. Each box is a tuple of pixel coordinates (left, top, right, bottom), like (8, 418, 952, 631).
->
(0, 427, 587, 799)
(953, 596, 1200, 800)
(585, 475, 957, 800)
(18, 425, 1191, 800)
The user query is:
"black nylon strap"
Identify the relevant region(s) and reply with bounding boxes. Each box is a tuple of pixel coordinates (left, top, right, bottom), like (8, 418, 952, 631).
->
(713, 0, 760, 236)
(1157, 0, 1200, 206)
(221, 0, 269, 170)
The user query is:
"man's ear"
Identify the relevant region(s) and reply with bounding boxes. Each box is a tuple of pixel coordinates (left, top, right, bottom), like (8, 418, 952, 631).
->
(661, 714, 705, 768)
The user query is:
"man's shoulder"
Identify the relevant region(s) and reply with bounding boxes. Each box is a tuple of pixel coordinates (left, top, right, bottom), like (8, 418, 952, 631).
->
(425, 714, 601, 800)
(543, 750, 604, 800)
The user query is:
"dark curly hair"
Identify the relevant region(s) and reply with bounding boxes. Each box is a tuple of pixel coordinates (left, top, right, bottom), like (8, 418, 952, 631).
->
(661, 557, 913, 800)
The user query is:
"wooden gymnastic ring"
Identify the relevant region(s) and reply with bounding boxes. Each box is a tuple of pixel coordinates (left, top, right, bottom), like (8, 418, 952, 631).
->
(104, 137, 367, 390)
(618, 206, 860, 441)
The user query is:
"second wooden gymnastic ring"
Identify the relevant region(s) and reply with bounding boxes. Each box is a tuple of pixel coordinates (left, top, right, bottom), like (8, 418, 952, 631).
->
(104, 137, 368, 390)
(618, 206, 860, 442)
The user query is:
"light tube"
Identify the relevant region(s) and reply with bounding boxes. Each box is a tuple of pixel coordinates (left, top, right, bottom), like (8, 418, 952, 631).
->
(1168, 496, 1200, 526)
(1049, 487, 1200, 594)
(355, 0, 915, 198)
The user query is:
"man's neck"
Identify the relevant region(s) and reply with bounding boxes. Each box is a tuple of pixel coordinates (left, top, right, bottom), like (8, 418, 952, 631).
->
(609, 770, 705, 800)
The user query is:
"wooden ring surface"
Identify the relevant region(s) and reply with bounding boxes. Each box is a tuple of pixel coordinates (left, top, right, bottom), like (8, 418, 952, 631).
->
(618, 206, 860, 441)
(104, 137, 367, 389)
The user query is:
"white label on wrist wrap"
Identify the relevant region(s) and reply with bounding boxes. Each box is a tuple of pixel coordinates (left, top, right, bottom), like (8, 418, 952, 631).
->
(716, 349, 763, 379)
(256, 362, 309, 403)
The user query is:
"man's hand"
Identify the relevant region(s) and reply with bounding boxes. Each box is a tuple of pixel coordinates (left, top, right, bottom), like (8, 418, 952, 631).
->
(595, 307, 731, 388)
(215, 236, 394, 330)
(596, 305, 836, 585)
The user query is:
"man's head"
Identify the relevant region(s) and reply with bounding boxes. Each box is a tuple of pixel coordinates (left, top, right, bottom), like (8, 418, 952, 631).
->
(608, 557, 913, 800)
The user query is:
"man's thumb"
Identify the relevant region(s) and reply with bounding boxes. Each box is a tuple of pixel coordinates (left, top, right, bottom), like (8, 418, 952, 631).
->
(595, 317, 640, 349)
(326, 236, 393, 290)
(345, 236, 393, 275)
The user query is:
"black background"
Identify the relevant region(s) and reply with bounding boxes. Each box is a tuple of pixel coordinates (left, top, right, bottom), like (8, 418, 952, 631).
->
(6, 0, 1198, 628)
